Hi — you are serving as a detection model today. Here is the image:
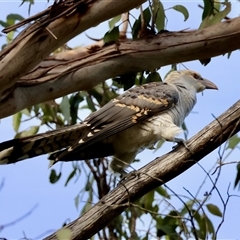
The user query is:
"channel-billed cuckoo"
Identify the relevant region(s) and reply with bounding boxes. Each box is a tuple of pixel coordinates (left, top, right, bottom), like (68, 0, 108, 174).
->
(0, 70, 218, 174)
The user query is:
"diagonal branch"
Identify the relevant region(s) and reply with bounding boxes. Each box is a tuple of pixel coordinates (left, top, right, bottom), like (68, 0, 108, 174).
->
(44, 100, 240, 240)
(1, 16, 240, 119)
(0, 0, 146, 99)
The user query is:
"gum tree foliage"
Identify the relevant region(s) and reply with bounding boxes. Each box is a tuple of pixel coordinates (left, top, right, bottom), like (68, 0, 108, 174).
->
(0, 0, 240, 239)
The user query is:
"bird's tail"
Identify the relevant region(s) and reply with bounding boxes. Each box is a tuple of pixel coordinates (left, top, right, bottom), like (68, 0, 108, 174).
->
(0, 124, 87, 165)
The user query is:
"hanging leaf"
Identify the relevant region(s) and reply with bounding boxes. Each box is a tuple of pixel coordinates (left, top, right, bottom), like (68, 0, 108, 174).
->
(21, 108, 31, 117)
(155, 1, 165, 31)
(113, 73, 137, 90)
(227, 134, 240, 149)
(60, 96, 70, 124)
(15, 126, 39, 138)
(202, 0, 214, 20)
(146, 72, 162, 83)
(69, 93, 84, 124)
(74, 194, 80, 210)
(172, 5, 189, 21)
(103, 26, 119, 44)
(206, 203, 222, 217)
(49, 169, 62, 184)
(234, 163, 240, 189)
(108, 15, 121, 30)
(155, 186, 170, 199)
(204, 216, 215, 235)
(132, 7, 152, 39)
(12, 112, 22, 132)
(86, 95, 96, 112)
(65, 167, 77, 186)
(200, 2, 231, 29)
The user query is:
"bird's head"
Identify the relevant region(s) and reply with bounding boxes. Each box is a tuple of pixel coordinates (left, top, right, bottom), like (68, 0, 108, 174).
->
(165, 70, 218, 93)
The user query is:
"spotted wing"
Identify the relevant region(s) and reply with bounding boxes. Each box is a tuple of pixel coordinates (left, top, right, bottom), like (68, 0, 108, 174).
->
(54, 82, 179, 161)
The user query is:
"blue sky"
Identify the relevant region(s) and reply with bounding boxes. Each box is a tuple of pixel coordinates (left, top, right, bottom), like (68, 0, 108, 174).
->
(0, 1, 240, 239)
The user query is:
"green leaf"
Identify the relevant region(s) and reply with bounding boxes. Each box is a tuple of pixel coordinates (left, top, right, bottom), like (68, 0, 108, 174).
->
(74, 194, 80, 210)
(172, 5, 189, 21)
(108, 15, 121, 30)
(234, 163, 240, 189)
(113, 73, 137, 91)
(227, 134, 240, 149)
(103, 26, 119, 44)
(155, 186, 170, 199)
(13, 112, 22, 132)
(69, 93, 84, 124)
(64, 167, 77, 186)
(206, 203, 222, 217)
(146, 72, 162, 83)
(154, 139, 164, 151)
(7, 14, 24, 22)
(200, 2, 231, 29)
(86, 95, 96, 112)
(205, 216, 215, 234)
(21, 108, 31, 117)
(49, 169, 62, 184)
(0, 21, 9, 28)
(155, 2, 165, 31)
(132, 7, 152, 39)
(143, 7, 151, 26)
(202, 0, 214, 20)
(60, 96, 70, 123)
(15, 126, 39, 138)
(141, 190, 154, 210)
(56, 228, 71, 240)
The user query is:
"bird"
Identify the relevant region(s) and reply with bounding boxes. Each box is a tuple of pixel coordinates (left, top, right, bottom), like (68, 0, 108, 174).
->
(0, 70, 218, 175)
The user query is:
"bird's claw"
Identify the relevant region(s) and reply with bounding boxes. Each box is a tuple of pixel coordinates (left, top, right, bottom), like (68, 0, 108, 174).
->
(118, 170, 139, 185)
(172, 138, 193, 155)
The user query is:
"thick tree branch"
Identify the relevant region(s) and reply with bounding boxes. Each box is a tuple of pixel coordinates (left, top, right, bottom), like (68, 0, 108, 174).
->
(44, 100, 240, 240)
(1, 17, 240, 119)
(0, 0, 146, 98)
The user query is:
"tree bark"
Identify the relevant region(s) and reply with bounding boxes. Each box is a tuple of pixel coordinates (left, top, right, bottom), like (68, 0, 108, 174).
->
(0, 0, 146, 100)
(1, 16, 240, 119)
(44, 100, 240, 240)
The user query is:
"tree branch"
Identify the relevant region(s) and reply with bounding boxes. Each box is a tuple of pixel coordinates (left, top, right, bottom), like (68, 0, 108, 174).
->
(0, 0, 146, 99)
(1, 16, 240, 119)
(44, 100, 240, 240)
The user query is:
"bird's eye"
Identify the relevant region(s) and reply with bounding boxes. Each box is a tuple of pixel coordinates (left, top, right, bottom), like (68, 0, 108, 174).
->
(192, 73, 203, 80)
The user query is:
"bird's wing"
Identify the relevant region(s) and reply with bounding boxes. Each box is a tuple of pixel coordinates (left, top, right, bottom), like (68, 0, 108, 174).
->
(55, 82, 179, 161)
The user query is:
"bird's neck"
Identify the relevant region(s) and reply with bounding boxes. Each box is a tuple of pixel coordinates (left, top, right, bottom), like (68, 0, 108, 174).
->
(169, 85, 197, 126)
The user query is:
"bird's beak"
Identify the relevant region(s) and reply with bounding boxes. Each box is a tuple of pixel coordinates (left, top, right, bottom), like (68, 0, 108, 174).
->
(201, 78, 218, 90)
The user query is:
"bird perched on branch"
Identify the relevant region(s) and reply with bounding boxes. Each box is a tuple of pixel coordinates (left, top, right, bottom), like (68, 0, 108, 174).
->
(0, 70, 217, 175)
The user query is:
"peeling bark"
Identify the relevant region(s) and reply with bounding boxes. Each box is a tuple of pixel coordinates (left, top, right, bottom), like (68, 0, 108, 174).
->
(44, 100, 240, 240)
(0, 0, 146, 100)
(0, 17, 240, 119)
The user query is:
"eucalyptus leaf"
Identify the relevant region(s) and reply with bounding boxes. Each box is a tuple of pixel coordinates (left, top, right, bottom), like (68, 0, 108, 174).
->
(13, 112, 22, 132)
(206, 203, 222, 217)
(172, 5, 189, 21)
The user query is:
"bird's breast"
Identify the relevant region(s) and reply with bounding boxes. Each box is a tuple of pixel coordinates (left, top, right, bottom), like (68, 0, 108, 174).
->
(110, 113, 182, 154)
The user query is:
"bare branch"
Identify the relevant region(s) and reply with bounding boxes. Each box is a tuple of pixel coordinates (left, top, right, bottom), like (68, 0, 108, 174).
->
(0, 0, 146, 99)
(43, 100, 240, 240)
(1, 16, 240, 119)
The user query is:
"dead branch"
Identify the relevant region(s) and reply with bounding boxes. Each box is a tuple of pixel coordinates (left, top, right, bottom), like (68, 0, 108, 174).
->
(1, 16, 240, 119)
(44, 100, 240, 240)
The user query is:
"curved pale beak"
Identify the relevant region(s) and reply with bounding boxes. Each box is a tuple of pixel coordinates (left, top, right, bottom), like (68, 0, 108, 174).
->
(202, 78, 218, 90)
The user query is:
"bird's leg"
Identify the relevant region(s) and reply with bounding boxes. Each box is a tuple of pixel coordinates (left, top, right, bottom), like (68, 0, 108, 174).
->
(118, 170, 139, 185)
(172, 138, 193, 154)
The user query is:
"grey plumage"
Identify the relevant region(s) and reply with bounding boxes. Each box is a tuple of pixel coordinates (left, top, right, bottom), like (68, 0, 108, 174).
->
(0, 70, 218, 174)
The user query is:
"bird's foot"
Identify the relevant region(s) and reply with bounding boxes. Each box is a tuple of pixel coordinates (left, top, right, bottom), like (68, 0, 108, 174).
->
(172, 138, 193, 154)
(118, 170, 139, 185)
